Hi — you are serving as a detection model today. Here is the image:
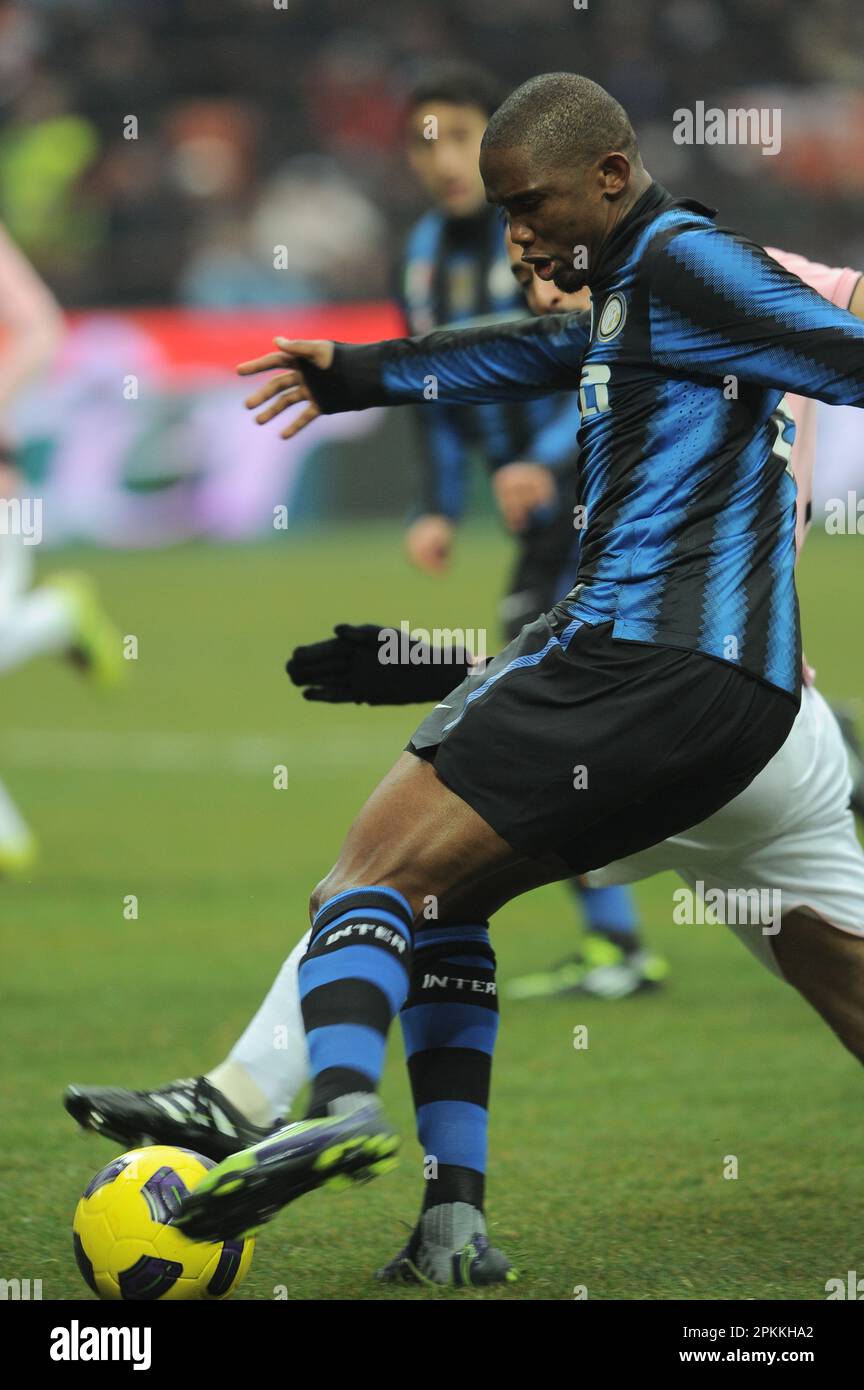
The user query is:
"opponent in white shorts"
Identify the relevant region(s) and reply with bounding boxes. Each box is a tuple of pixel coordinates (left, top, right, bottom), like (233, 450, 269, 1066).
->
(587, 680, 864, 978)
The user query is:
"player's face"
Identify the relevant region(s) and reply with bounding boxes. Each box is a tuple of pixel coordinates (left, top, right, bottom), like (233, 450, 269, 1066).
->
(406, 102, 488, 218)
(482, 144, 627, 292)
(505, 229, 590, 316)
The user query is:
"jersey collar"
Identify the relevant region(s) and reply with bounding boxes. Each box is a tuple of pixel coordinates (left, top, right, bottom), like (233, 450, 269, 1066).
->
(589, 180, 717, 290)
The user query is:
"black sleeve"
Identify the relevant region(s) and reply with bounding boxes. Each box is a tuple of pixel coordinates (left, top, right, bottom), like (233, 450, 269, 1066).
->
(302, 311, 592, 415)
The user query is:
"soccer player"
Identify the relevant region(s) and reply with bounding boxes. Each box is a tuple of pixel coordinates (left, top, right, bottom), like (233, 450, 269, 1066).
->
(65, 232, 864, 1282)
(167, 73, 864, 1249)
(400, 63, 658, 996)
(69, 73, 864, 1273)
(61, 222, 864, 1284)
(0, 222, 123, 875)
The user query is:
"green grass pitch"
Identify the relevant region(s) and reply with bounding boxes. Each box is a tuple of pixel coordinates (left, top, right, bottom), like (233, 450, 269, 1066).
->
(1, 524, 861, 1301)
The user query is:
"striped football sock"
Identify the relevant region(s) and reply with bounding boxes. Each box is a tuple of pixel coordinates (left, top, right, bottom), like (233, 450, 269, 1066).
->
(400, 922, 499, 1214)
(299, 886, 414, 1116)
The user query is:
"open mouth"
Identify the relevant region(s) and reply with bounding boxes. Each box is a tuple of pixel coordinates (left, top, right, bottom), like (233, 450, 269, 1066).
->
(523, 256, 558, 282)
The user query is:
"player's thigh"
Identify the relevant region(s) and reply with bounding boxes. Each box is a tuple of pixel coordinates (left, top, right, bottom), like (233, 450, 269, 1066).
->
(434, 851, 571, 925)
(311, 751, 527, 919)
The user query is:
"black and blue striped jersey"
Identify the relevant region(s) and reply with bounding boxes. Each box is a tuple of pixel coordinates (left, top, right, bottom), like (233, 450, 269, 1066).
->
(311, 182, 864, 698)
(400, 205, 583, 518)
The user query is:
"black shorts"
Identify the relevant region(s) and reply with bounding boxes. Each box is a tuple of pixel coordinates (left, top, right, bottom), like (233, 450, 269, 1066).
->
(409, 607, 799, 875)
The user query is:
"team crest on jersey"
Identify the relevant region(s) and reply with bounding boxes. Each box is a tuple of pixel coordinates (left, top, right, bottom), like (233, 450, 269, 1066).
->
(597, 293, 627, 341)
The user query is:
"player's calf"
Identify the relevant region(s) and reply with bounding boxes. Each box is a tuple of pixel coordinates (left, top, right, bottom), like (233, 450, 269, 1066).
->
(177, 755, 536, 1241)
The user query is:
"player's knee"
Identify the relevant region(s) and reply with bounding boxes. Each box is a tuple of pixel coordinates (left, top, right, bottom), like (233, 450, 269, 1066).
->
(309, 867, 405, 922)
(309, 863, 369, 921)
(308, 875, 335, 924)
(309, 862, 420, 925)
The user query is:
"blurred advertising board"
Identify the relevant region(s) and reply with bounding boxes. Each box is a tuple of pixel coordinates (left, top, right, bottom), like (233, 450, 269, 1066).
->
(10, 302, 409, 547)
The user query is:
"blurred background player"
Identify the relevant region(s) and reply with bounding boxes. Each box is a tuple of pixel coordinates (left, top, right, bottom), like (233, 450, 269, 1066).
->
(399, 64, 665, 998)
(0, 221, 123, 875)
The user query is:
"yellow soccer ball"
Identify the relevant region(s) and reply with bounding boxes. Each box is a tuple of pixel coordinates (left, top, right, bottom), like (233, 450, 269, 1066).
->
(72, 1147, 255, 1300)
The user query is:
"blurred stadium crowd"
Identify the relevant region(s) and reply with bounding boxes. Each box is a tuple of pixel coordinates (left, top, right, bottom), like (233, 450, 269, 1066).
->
(2, 0, 864, 311)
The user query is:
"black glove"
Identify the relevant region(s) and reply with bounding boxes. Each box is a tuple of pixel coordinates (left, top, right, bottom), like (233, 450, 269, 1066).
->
(286, 623, 475, 705)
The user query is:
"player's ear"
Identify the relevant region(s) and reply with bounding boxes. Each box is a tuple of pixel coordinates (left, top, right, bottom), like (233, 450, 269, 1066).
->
(599, 153, 631, 200)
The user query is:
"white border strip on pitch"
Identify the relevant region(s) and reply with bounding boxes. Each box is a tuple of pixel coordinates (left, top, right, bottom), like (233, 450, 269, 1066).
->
(0, 729, 400, 775)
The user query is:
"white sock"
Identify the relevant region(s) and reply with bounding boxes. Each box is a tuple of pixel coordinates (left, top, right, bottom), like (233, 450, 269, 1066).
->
(0, 587, 76, 675)
(0, 777, 31, 847)
(207, 929, 311, 1126)
(204, 1061, 273, 1130)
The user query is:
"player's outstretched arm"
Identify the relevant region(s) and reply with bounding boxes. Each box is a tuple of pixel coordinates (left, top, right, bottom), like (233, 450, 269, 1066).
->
(286, 623, 487, 706)
(237, 311, 591, 440)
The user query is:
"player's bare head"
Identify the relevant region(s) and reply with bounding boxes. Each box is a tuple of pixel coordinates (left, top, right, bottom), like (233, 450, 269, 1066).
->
(404, 63, 505, 218)
(480, 73, 645, 292)
(482, 73, 638, 175)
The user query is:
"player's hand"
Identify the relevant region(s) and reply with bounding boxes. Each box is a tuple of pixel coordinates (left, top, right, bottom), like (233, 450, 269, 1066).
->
(493, 461, 557, 533)
(405, 514, 455, 574)
(237, 338, 335, 440)
(286, 623, 472, 706)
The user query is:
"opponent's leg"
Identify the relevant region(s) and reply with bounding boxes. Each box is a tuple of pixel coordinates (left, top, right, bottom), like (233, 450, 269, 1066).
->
(208, 929, 311, 1125)
(772, 910, 864, 1063)
(64, 931, 312, 1155)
